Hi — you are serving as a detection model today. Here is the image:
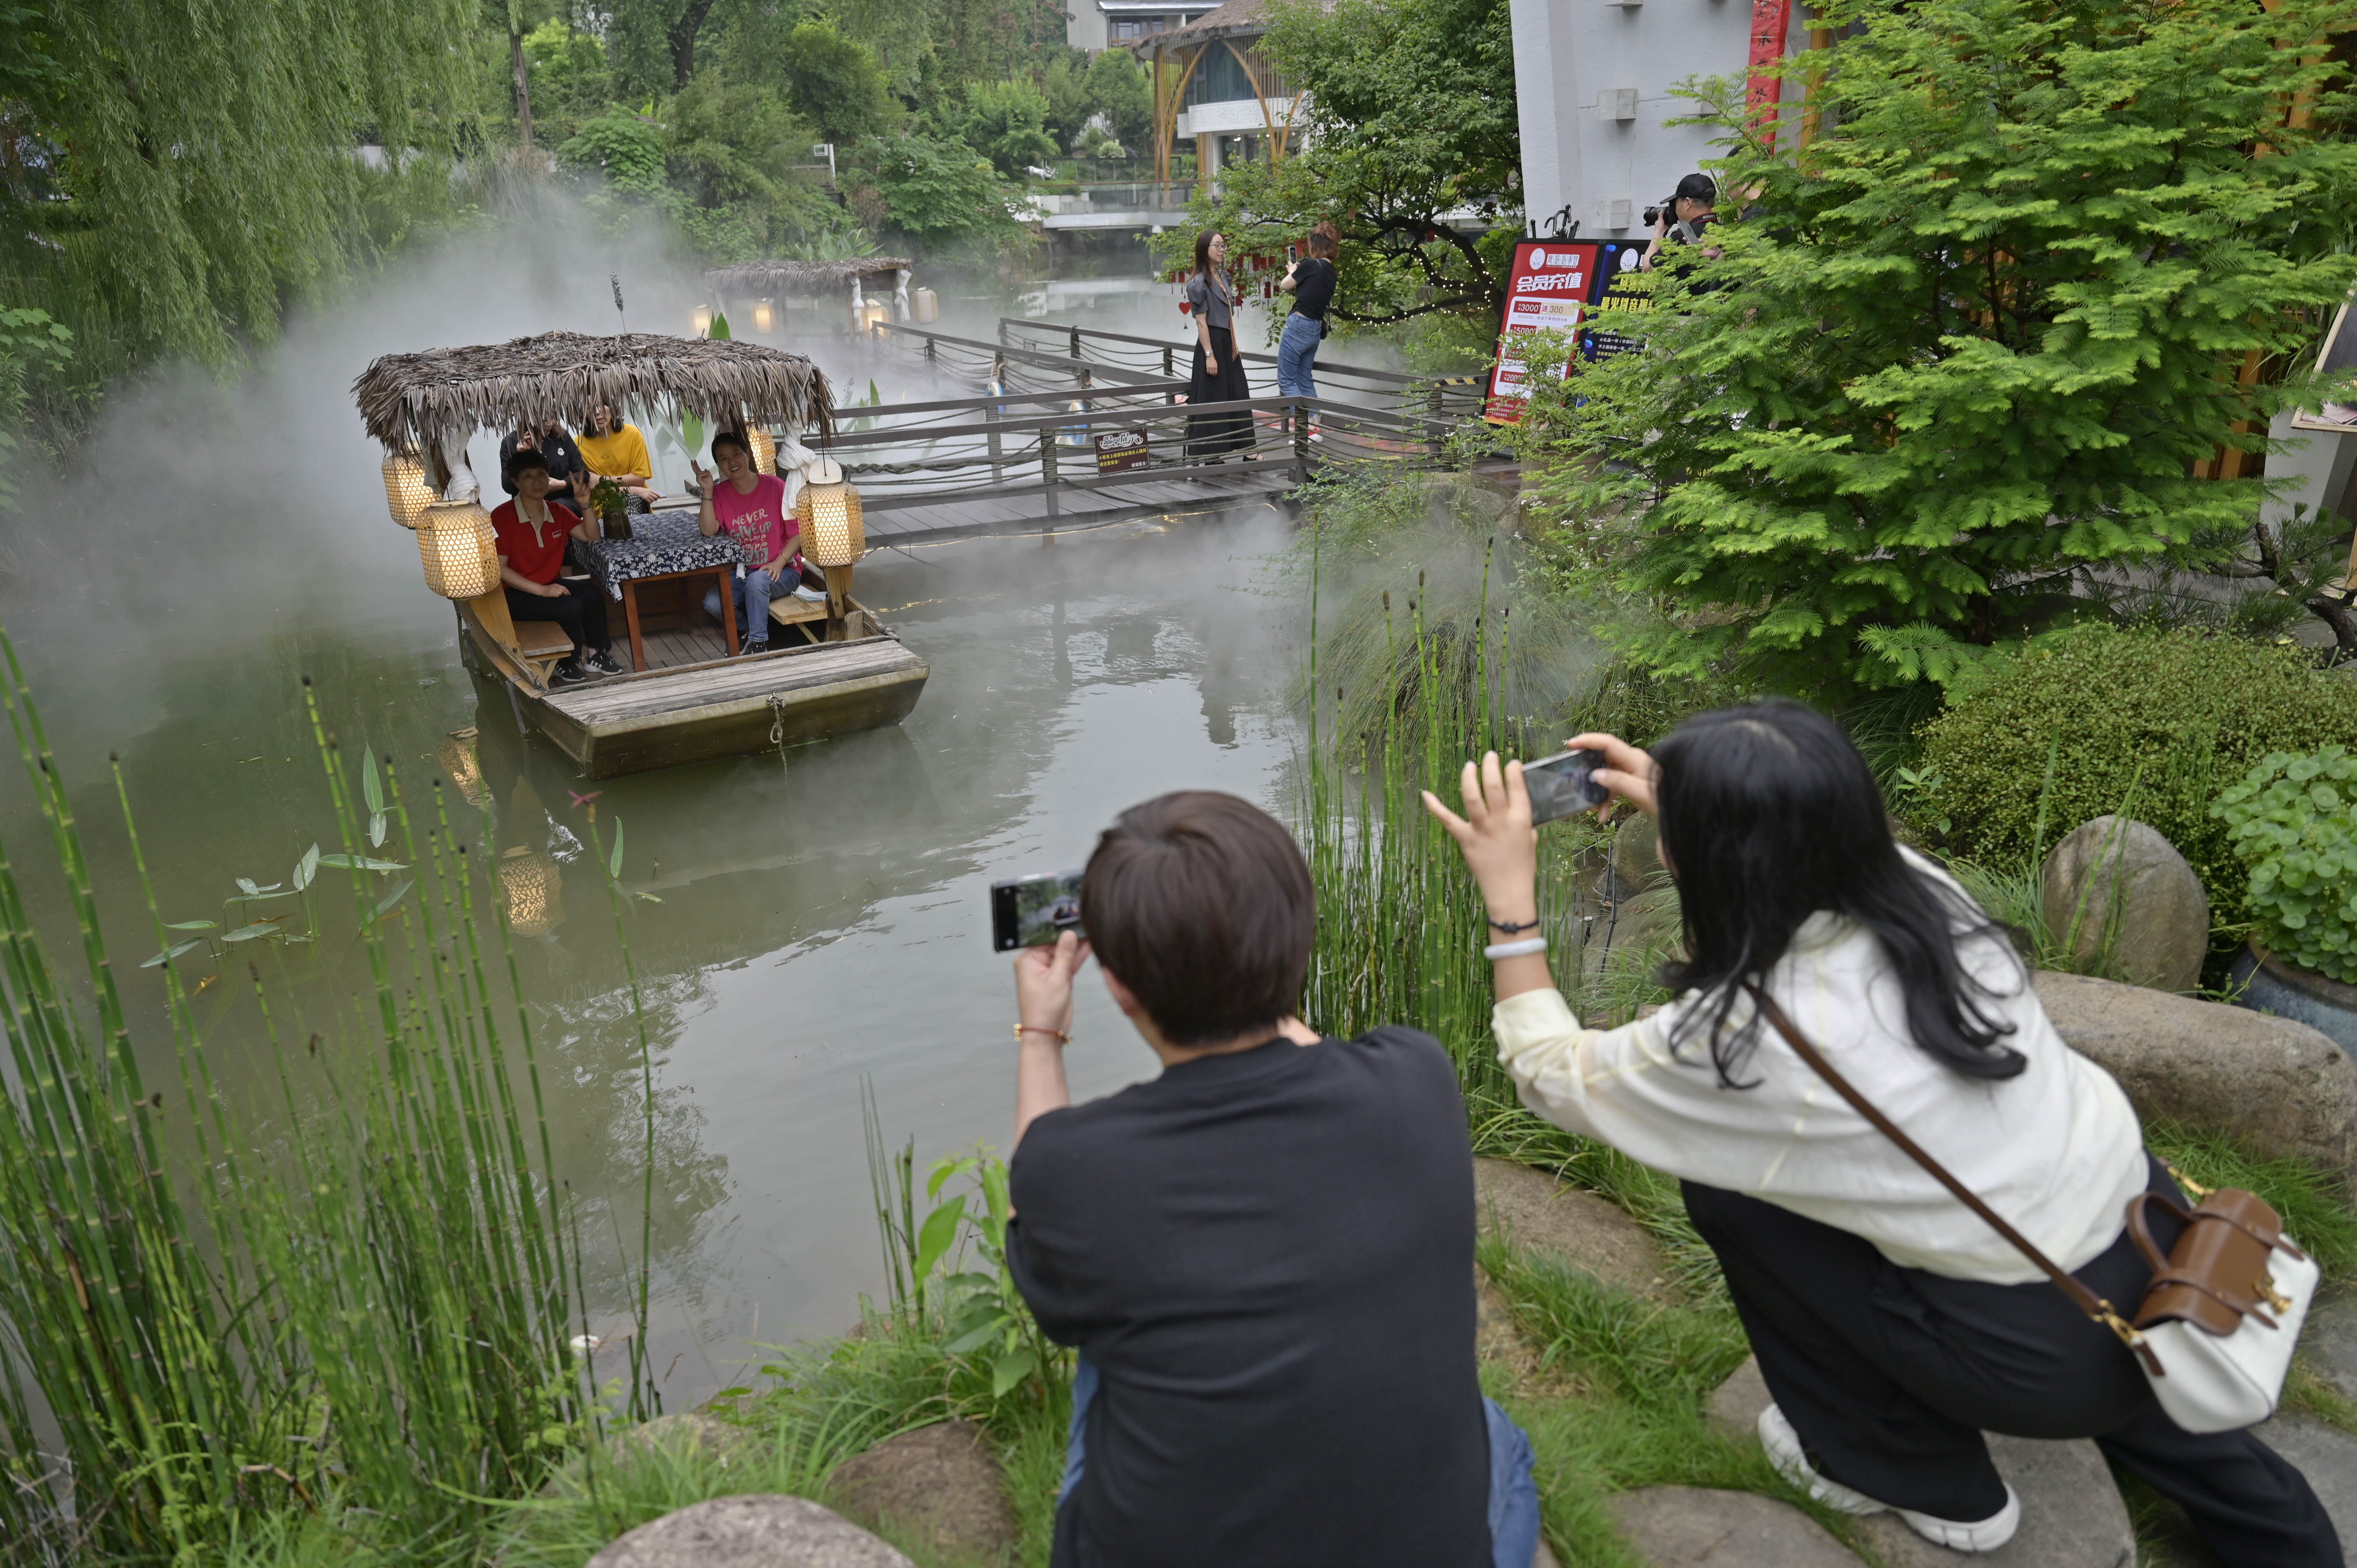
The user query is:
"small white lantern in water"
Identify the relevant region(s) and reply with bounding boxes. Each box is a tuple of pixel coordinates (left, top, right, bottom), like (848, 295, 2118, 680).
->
(416, 497, 500, 599)
(692, 304, 714, 336)
(381, 452, 434, 530)
(752, 298, 776, 333)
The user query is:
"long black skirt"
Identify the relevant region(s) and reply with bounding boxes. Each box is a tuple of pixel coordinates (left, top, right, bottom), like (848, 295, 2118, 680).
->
(1185, 324, 1253, 460)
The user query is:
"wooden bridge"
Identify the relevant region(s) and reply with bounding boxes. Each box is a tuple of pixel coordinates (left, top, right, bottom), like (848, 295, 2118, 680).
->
(825, 318, 1489, 547)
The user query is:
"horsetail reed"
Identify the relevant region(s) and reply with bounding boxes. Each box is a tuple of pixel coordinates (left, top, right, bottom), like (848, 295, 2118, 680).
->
(0, 636, 654, 1562)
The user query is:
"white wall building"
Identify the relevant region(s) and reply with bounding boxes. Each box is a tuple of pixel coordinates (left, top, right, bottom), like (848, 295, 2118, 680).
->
(1510, 0, 1814, 239)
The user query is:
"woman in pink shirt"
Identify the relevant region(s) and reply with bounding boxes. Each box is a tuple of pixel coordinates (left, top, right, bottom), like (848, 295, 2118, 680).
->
(692, 431, 804, 654)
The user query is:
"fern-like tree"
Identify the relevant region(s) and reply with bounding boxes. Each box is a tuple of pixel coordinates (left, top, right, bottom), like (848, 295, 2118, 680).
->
(1521, 0, 2357, 696)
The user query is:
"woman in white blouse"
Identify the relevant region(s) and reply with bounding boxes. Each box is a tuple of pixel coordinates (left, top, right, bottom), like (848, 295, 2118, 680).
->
(1424, 701, 2336, 1565)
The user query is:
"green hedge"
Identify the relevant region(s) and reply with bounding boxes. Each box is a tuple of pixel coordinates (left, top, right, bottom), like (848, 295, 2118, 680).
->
(1915, 627, 2357, 920)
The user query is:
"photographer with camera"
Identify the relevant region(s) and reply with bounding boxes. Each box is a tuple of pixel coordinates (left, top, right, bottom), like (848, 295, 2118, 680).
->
(1638, 172, 1720, 274)
(1423, 705, 2337, 1564)
(1002, 791, 1543, 1568)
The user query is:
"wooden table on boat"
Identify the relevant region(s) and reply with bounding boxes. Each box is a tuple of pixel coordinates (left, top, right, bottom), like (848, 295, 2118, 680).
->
(572, 513, 743, 672)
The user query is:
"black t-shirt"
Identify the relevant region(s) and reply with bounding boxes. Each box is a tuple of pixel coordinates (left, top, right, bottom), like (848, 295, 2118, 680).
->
(1006, 1029, 1489, 1568)
(499, 428, 586, 497)
(1289, 257, 1338, 321)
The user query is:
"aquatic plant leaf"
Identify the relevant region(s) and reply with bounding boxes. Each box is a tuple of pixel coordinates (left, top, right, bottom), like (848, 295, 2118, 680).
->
(231, 890, 297, 902)
(683, 413, 703, 454)
(707, 313, 731, 341)
(372, 881, 412, 920)
(990, 1347, 1037, 1398)
(362, 752, 384, 816)
(222, 922, 282, 942)
(163, 920, 217, 931)
(710, 1386, 750, 1400)
(317, 854, 407, 871)
(914, 1197, 965, 1281)
(634, 892, 663, 903)
(608, 819, 624, 880)
(235, 877, 260, 897)
(141, 938, 207, 968)
(369, 811, 388, 849)
(943, 1316, 1004, 1356)
(293, 843, 320, 892)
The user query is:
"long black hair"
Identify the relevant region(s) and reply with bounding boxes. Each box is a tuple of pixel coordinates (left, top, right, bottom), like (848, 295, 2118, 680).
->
(1652, 700, 2025, 1087)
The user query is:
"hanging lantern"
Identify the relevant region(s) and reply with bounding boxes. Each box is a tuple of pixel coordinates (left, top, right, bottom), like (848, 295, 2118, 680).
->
(417, 497, 500, 599)
(747, 426, 777, 477)
(382, 451, 434, 530)
(912, 288, 939, 324)
(752, 298, 776, 333)
(796, 456, 864, 566)
(692, 304, 714, 336)
(498, 845, 564, 937)
(436, 731, 491, 810)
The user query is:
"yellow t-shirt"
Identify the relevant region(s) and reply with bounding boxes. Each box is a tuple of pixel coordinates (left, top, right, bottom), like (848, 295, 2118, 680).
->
(577, 424, 653, 482)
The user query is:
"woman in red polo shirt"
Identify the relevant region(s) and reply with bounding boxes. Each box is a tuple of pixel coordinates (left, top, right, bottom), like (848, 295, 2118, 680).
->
(493, 450, 624, 685)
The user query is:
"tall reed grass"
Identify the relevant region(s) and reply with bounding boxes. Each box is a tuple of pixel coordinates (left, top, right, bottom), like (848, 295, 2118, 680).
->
(0, 637, 654, 1563)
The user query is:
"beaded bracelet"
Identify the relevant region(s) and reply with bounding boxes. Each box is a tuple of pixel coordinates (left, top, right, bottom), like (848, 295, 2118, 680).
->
(1015, 1023, 1072, 1046)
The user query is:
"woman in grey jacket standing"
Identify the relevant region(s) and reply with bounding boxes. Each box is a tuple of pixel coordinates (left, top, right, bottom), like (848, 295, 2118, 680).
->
(1182, 228, 1252, 461)
(1425, 700, 2337, 1565)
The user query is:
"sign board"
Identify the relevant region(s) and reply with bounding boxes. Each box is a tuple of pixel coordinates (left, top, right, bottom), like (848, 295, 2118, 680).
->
(1581, 242, 1652, 365)
(1484, 240, 1603, 426)
(1095, 429, 1152, 474)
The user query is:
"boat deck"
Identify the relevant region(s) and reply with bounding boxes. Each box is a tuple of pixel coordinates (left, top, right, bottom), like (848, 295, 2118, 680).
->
(540, 636, 924, 729)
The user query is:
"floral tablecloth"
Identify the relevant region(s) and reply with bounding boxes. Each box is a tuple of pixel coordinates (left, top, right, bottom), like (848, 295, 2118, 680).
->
(572, 510, 740, 603)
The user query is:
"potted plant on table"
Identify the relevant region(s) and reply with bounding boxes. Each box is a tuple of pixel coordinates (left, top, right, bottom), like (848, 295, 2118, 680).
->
(2212, 743, 2357, 1051)
(588, 478, 633, 540)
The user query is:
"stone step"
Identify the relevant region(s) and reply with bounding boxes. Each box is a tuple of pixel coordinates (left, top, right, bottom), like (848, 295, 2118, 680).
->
(586, 1494, 913, 1568)
(1610, 1485, 1862, 1566)
(1473, 1157, 1673, 1299)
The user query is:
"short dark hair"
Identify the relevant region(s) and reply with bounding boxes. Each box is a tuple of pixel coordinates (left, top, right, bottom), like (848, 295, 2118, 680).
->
(711, 429, 750, 460)
(509, 447, 551, 476)
(1082, 791, 1314, 1045)
(1675, 172, 1718, 208)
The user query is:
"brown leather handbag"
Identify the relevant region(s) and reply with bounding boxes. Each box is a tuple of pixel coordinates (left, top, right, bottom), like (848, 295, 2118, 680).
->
(1744, 984, 2316, 1434)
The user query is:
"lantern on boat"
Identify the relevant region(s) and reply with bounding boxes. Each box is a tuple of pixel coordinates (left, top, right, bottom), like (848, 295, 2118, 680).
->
(799, 456, 865, 641)
(692, 304, 714, 337)
(498, 844, 564, 936)
(752, 298, 776, 334)
(381, 451, 434, 530)
(747, 426, 777, 476)
(416, 496, 501, 600)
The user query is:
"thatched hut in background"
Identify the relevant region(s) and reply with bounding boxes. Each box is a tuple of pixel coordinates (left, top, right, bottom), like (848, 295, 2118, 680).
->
(701, 258, 916, 332)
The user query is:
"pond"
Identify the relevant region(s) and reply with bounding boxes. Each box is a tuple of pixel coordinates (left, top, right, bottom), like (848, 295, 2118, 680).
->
(0, 237, 1316, 1409)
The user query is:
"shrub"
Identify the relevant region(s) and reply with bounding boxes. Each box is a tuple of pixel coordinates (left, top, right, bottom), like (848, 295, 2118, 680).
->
(2214, 746, 2357, 984)
(1915, 627, 2357, 919)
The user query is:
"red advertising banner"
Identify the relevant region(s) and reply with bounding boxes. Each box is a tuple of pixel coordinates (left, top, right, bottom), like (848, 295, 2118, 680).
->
(1748, 0, 1793, 149)
(1483, 240, 1603, 426)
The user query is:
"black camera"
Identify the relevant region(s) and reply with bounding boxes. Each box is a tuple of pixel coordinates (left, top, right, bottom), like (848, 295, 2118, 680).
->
(1640, 196, 1677, 229)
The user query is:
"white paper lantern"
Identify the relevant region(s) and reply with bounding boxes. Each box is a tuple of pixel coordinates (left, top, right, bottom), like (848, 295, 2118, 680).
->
(382, 452, 434, 530)
(796, 456, 865, 567)
(417, 498, 501, 600)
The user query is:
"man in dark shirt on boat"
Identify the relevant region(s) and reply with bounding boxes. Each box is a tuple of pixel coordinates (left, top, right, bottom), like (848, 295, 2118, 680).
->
(499, 419, 587, 504)
(493, 450, 624, 686)
(1001, 791, 1541, 1568)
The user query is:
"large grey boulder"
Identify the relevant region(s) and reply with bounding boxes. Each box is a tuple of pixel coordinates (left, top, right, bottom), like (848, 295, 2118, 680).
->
(2040, 817, 2210, 993)
(1608, 1486, 1861, 1566)
(824, 1420, 1018, 1563)
(2033, 971, 2357, 1179)
(2258, 1413, 2357, 1548)
(1474, 1158, 1671, 1300)
(2297, 1287, 2357, 1404)
(586, 1495, 912, 1568)
(1607, 812, 1664, 901)
(1707, 1356, 2134, 1568)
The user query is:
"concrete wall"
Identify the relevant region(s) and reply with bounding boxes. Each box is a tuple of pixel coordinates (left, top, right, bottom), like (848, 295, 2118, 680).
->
(1070, 2, 1109, 53)
(1511, 0, 1813, 241)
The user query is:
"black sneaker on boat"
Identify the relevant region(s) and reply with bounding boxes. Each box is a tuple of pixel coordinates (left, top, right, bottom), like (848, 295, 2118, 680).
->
(583, 648, 625, 677)
(549, 658, 587, 687)
(740, 639, 770, 658)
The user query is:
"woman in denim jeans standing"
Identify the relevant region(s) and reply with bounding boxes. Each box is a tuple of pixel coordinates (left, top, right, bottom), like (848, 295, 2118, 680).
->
(1275, 232, 1338, 416)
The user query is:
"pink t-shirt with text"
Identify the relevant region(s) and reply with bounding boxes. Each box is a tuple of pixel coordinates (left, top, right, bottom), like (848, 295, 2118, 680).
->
(712, 473, 797, 569)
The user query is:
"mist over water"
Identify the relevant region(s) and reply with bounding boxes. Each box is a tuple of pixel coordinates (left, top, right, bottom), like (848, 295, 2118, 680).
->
(0, 205, 1312, 1402)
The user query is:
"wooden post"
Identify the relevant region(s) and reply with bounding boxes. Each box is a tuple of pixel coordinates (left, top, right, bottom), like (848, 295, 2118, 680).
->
(1164, 344, 1174, 378)
(1070, 324, 1083, 360)
(823, 564, 854, 642)
(1426, 384, 1445, 456)
(1294, 397, 1311, 483)
(987, 389, 1004, 484)
(1042, 429, 1061, 521)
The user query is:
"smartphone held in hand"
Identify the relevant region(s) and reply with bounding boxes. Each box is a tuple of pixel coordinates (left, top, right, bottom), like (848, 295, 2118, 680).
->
(1522, 749, 1610, 825)
(991, 870, 1087, 951)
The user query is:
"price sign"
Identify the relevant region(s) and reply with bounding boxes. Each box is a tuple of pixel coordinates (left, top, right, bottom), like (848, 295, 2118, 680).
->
(1095, 429, 1151, 474)
(1483, 240, 1603, 426)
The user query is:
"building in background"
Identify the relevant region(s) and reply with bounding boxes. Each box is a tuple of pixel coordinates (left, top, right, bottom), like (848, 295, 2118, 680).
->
(1070, 0, 1221, 53)
(1129, 0, 1299, 190)
(1511, 0, 1819, 239)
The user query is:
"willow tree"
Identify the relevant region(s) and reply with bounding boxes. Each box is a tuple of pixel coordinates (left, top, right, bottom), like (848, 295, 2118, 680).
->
(1522, 0, 2357, 696)
(0, 0, 473, 386)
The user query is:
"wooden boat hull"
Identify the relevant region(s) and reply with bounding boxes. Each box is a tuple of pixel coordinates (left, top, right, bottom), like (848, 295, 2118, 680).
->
(459, 607, 928, 779)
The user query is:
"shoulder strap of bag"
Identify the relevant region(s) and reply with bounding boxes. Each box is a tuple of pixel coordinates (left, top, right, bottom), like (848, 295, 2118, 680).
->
(1739, 981, 2146, 1348)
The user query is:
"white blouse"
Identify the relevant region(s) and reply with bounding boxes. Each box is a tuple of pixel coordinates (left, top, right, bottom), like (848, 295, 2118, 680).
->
(1491, 855, 2147, 1284)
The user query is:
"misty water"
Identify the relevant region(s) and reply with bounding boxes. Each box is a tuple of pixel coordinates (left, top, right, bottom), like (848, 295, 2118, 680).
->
(0, 226, 1316, 1405)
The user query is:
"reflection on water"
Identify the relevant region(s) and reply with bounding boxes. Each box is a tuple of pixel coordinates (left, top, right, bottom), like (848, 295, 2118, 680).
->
(0, 502, 1303, 1407)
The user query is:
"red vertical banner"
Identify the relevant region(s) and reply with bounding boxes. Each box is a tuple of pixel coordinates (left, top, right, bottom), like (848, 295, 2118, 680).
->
(1483, 240, 1603, 426)
(1748, 0, 1794, 149)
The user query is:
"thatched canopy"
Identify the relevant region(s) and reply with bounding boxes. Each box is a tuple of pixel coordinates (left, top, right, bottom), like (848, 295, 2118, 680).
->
(700, 258, 912, 298)
(352, 331, 833, 452)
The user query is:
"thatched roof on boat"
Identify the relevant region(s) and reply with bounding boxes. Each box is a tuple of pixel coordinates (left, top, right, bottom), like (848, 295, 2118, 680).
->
(700, 258, 912, 298)
(352, 331, 834, 451)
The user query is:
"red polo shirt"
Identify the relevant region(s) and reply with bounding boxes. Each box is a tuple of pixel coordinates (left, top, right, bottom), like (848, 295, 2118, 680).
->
(491, 499, 580, 586)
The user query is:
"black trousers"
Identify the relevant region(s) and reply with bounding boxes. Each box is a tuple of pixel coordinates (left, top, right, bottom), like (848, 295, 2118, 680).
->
(505, 580, 610, 657)
(1685, 1157, 2341, 1567)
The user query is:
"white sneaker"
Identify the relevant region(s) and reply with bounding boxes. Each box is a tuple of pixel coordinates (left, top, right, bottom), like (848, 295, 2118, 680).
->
(1758, 1404, 2022, 1552)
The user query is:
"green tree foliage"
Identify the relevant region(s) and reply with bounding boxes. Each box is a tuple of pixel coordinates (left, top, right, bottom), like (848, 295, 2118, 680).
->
(0, 0, 472, 385)
(1172, 0, 1521, 325)
(1083, 48, 1153, 152)
(0, 308, 70, 509)
(862, 131, 1020, 242)
(523, 17, 618, 134)
(1520, 0, 2357, 696)
(1041, 51, 1093, 148)
(960, 79, 1062, 176)
(772, 18, 900, 143)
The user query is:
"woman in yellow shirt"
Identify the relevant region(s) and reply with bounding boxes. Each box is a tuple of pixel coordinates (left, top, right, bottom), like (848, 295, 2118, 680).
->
(577, 404, 661, 506)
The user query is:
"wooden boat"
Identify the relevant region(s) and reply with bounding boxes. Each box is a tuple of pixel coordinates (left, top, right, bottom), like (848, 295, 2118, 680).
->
(353, 330, 928, 780)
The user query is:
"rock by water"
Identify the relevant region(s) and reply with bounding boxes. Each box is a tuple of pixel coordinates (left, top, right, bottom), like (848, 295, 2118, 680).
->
(586, 1495, 912, 1568)
(1474, 1157, 1671, 1300)
(2040, 817, 2210, 993)
(823, 1420, 1018, 1563)
(1609, 1486, 1861, 1566)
